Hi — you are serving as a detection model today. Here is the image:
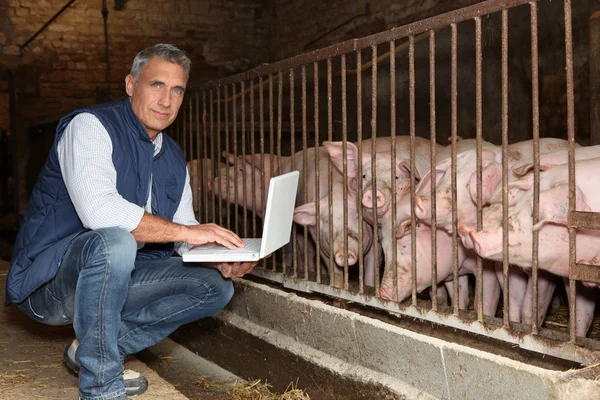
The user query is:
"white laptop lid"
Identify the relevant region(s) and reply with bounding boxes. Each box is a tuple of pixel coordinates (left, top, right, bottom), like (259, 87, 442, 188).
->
(182, 170, 299, 263)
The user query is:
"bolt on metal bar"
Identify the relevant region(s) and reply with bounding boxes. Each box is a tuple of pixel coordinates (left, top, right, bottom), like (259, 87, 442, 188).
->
(241, 81, 248, 238)
(450, 23, 459, 317)
(314, 62, 322, 283)
(356, 50, 365, 294)
(409, 35, 418, 306)
(371, 45, 381, 295)
(341, 54, 350, 291)
(232, 83, 239, 235)
(328, 58, 335, 285)
(530, 1, 541, 335)
(224, 85, 231, 231)
(429, 29, 438, 312)
(390, 39, 398, 301)
(501, 8, 511, 329)
(301, 65, 309, 280)
(290, 68, 298, 277)
(564, 0, 577, 343)
(475, 16, 484, 323)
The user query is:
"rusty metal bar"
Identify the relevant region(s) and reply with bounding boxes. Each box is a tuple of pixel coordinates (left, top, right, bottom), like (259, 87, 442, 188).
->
(269, 74, 276, 270)
(259, 77, 267, 271)
(302, 65, 309, 280)
(356, 50, 365, 294)
(202, 91, 210, 225)
(224, 85, 231, 231)
(341, 54, 349, 291)
(191, 0, 533, 92)
(371, 45, 381, 295)
(429, 30, 438, 312)
(232, 83, 239, 235)
(409, 35, 418, 306)
(328, 58, 335, 285)
(194, 93, 200, 222)
(241, 81, 248, 238)
(564, 0, 577, 343)
(501, 9, 510, 329)
(451, 23, 459, 316)
(210, 89, 216, 225)
(290, 68, 298, 277)
(250, 81, 257, 237)
(475, 16, 484, 322)
(216, 87, 223, 227)
(571, 263, 600, 284)
(530, 1, 541, 335)
(568, 211, 600, 229)
(278, 72, 287, 274)
(314, 61, 322, 283)
(390, 39, 398, 301)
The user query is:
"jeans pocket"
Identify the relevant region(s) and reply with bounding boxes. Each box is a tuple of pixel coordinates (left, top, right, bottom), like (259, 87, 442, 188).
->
(19, 287, 72, 326)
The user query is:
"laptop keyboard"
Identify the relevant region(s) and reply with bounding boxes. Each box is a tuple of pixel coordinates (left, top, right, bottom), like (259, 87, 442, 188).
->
(195, 238, 262, 254)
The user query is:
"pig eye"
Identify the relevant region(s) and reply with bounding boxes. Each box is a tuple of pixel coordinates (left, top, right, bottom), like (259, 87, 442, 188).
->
(362, 174, 366, 180)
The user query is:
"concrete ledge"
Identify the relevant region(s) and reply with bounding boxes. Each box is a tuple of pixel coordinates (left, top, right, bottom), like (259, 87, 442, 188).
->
(220, 279, 600, 400)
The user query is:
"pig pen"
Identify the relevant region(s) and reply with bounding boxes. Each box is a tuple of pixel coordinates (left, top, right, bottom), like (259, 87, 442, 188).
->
(171, 0, 600, 398)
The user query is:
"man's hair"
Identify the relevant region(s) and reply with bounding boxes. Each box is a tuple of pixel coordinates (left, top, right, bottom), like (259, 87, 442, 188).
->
(130, 44, 191, 82)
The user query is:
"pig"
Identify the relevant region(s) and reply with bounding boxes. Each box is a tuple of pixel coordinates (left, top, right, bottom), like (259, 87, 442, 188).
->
(457, 164, 600, 336)
(187, 158, 226, 223)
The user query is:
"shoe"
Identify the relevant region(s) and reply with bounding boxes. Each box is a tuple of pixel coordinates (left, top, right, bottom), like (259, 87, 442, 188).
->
(64, 340, 148, 397)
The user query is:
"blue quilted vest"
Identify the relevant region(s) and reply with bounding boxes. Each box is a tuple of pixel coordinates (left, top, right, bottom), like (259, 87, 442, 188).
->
(6, 98, 186, 305)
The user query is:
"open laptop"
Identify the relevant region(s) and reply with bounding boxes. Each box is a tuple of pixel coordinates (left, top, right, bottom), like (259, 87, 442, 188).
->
(182, 170, 300, 262)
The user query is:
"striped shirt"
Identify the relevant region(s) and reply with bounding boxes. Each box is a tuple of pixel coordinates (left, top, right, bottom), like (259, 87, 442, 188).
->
(57, 112, 197, 255)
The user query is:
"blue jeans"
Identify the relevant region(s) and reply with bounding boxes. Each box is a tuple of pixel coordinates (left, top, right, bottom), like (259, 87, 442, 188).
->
(18, 227, 234, 400)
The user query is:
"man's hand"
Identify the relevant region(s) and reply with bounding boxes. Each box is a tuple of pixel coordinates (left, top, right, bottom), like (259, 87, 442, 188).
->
(216, 261, 259, 278)
(185, 223, 244, 249)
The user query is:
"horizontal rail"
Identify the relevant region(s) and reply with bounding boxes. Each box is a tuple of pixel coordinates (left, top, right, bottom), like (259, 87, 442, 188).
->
(568, 211, 600, 230)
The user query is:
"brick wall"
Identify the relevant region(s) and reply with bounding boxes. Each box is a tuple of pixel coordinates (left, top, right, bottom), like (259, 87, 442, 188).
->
(0, 0, 272, 125)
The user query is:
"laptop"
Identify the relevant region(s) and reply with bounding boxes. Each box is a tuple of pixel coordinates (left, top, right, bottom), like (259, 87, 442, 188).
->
(182, 170, 300, 262)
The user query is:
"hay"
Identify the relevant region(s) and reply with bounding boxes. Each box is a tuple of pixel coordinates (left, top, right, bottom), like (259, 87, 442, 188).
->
(228, 379, 310, 400)
(195, 376, 220, 389)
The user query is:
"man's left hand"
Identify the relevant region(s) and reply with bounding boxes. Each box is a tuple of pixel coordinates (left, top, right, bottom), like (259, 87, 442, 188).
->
(216, 261, 259, 278)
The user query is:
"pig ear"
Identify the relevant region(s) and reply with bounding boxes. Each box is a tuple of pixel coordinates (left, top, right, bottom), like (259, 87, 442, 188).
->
(488, 176, 534, 204)
(222, 151, 237, 165)
(457, 226, 487, 258)
(397, 158, 425, 181)
(396, 220, 412, 238)
(323, 141, 366, 179)
(415, 157, 450, 195)
(396, 178, 411, 199)
(513, 162, 555, 177)
(533, 183, 589, 231)
(293, 202, 317, 226)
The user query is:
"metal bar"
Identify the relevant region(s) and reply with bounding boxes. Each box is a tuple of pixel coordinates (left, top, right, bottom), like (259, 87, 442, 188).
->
(216, 87, 223, 226)
(571, 263, 600, 284)
(259, 77, 266, 271)
(269, 74, 276, 270)
(224, 85, 231, 231)
(530, 1, 541, 335)
(250, 81, 257, 237)
(232, 83, 239, 234)
(290, 69, 297, 277)
(19, 0, 77, 51)
(302, 65, 309, 280)
(8, 70, 19, 228)
(101, 0, 111, 101)
(190, 0, 534, 92)
(251, 267, 600, 366)
(564, 0, 577, 343)
(429, 30, 438, 312)
(451, 23, 459, 316)
(356, 50, 364, 294)
(241, 81, 248, 238)
(371, 45, 380, 295)
(278, 72, 287, 274)
(314, 62, 321, 283)
(341, 54, 349, 291)
(501, 9, 510, 329)
(210, 89, 216, 225)
(390, 40, 398, 301)
(194, 93, 201, 222)
(328, 58, 334, 285)
(202, 91, 209, 225)
(475, 16, 484, 323)
(409, 35, 418, 306)
(568, 211, 600, 230)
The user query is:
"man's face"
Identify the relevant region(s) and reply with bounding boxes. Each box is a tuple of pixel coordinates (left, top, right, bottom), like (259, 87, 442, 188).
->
(125, 57, 187, 140)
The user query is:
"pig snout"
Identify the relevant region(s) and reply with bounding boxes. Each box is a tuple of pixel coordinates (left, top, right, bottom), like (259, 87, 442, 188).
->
(334, 248, 357, 267)
(362, 188, 386, 209)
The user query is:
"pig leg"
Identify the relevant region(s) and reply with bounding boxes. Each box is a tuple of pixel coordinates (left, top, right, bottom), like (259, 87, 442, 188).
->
(430, 285, 450, 307)
(521, 271, 557, 328)
(562, 277, 597, 337)
(495, 264, 529, 322)
(363, 239, 382, 287)
(481, 261, 501, 317)
(443, 275, 470, 310)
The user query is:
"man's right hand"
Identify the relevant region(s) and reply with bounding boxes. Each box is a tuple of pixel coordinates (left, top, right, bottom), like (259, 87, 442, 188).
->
(184, 223, 244, 249)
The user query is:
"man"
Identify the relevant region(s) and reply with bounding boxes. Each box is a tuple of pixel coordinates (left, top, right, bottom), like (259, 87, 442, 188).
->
(7, 44, 257, 400)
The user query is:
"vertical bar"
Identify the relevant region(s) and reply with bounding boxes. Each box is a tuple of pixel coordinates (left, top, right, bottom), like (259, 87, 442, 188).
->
(501, 9, 511, 328)
(269, 74, 276, 270)
(314, 62, 321, 283)
(224, 85, 231, 231)
(241, 81, 248, 238)
(327, 58, 335, 284)
(429, 29, 438, 312)
(341, 54, 350, 291)
(250, 81, 257, 237)
(290, 68, 297, 276)
(390, 40, 398, 301)
(409, 35, 418, 306)
(451, 23, 459, 316)
(530, 1, 540, 335)
(259, 77, 266, 270)
(475, 16, 484, 322)
(278, 72, 287, 274)
(210, 89, 216, 225)
(232, 83, 239, 235)
(188, 97, 194, 215)
(371, 45, 381, 294)
(302, 65, 309, 279)
(194, 92, 201, 222)
(202, 91, 210, 225)
(564, 0, 577, 342)
(216, 87, 223, 227)
(356, 50, 364, 294)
